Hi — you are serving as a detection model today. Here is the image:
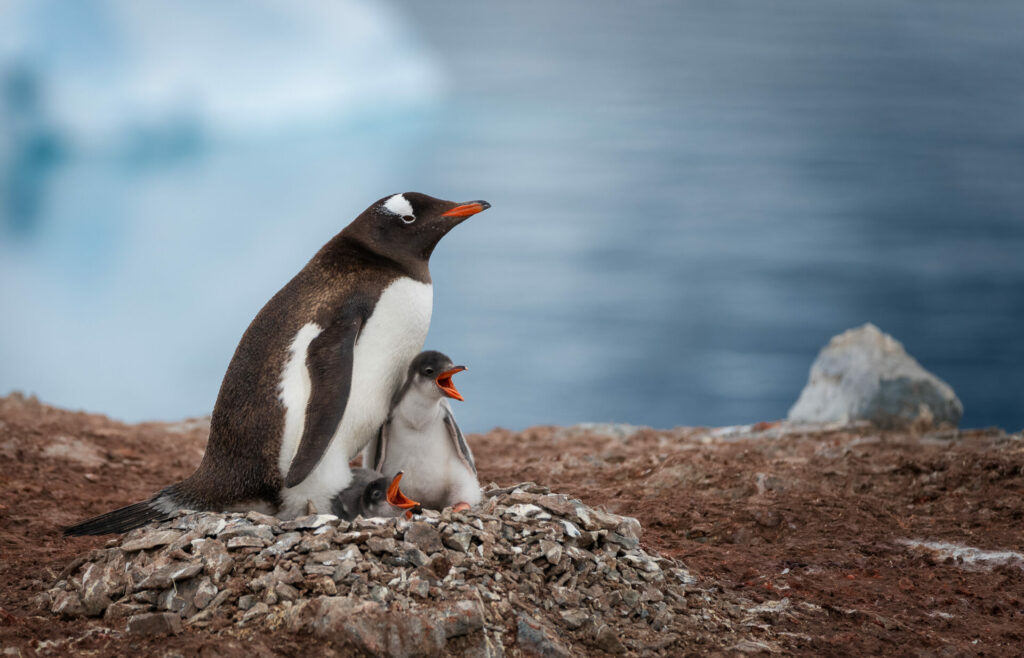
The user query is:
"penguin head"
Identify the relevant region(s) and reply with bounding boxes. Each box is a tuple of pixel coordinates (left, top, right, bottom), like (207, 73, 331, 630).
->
(407, 350, 467, 402)
(331, 468, 421, 521)
(346, 193, 490, 264)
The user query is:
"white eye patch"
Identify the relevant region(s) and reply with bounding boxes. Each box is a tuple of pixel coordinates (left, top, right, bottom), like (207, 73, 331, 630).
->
(384, 194, 415, 222)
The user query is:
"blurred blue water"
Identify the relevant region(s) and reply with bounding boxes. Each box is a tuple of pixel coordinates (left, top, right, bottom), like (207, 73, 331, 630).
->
(2, 1, 1022, 432)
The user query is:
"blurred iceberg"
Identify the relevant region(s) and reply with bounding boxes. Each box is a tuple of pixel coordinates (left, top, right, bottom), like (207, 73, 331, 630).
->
(0, 0, 444, 156)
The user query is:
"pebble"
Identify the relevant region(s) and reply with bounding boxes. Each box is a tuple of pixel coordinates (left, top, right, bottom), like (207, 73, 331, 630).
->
(127, 612, 182, 636)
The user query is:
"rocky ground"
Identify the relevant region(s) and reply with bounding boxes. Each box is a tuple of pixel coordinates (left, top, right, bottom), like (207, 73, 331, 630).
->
(1, 392, 1022, 656)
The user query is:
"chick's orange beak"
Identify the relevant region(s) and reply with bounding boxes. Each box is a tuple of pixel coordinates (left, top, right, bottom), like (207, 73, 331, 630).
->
(386, 472, 420, 514)
(441, 201, 490, 218)
(435, 366, 467, 401)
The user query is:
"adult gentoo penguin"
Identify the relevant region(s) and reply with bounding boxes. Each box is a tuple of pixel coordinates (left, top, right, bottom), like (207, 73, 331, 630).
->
(365, 350, 481, 512)
(64, 193, 489, 535)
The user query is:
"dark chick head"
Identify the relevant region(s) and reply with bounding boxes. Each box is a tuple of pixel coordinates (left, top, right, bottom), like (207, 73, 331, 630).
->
(344, 193, 489, 265)
(406, 350, 467, 402)
(331, 468, 420, 521)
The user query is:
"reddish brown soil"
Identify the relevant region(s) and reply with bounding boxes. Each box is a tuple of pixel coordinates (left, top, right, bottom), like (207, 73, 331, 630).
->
(1, 393, 1022, 656)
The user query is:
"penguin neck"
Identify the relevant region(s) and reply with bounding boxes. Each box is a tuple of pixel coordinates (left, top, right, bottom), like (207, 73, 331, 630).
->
(394, 388, 445, 430)
(328, 233, 432, 284)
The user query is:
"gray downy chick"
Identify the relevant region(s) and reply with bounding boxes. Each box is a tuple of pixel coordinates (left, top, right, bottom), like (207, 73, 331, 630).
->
(330, 468, 420, 521)
(363, 351, 481, 511)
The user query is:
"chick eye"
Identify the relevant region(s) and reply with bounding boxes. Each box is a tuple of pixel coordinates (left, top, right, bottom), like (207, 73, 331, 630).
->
(424, 367, 434, 375)
(401, 215, 415, 224)
(370, 487, 384, 502)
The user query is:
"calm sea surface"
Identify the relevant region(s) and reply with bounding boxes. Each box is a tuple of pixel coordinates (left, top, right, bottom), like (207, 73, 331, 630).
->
(2, 1, 1022, 432)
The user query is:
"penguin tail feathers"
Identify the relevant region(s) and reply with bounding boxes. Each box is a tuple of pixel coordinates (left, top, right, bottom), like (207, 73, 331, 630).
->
(62, 496, 176, 536)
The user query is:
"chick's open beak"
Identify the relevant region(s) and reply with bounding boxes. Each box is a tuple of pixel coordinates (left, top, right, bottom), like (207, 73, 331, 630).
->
(436, 366, 467, 401)
(386, 472, 420, 518)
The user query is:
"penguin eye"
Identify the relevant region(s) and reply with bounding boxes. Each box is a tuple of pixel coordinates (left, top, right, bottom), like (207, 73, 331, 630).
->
(424, 367, 434, 376)
(369, 486, 384, 502)
(401, 215, 415, 224)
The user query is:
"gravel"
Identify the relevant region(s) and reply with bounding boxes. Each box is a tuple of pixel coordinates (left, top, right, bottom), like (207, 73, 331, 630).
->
(46, 483, 776, 655)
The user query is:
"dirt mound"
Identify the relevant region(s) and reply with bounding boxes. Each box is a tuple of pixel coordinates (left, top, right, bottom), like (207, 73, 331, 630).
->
(1, 393, 1023, 655)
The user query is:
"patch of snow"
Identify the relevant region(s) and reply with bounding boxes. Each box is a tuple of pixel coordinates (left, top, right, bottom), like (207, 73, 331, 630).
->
(900, 539, 1024, 570)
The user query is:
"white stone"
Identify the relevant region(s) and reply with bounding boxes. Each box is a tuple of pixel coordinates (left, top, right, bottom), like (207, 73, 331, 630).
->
(787, 323, 962, 428)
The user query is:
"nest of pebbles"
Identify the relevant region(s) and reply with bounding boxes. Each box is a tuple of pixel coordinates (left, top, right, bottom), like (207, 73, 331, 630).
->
(46, 484, 771, 655)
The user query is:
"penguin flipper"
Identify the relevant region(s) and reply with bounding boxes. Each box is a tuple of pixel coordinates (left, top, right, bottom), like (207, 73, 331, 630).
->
(284, 313, 363, 488)
(62, 498, 171, 536)
(443, 407, 476, 475)
(364, 421, 389, 472)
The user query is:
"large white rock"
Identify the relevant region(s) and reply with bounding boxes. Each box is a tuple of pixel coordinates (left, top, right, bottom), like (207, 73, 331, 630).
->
(788, 323, 962, 428)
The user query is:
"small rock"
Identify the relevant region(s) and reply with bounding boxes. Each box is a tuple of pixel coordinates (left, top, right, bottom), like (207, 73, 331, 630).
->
(227, 535, 267, 549)
(614, 517, 642, 542)
(245, 510, 280, 526)
(274, 581, 300, 602)
(559, 520, 582, 539)
(242, 602, 270, 622)
(191, 538, 234, 582)
(538, 541, 563, 565)
(121, 529, 182, 552)
(593, 624, 626, 654)
(605, 532, 639, 549)
(220, 523, 274, 543)
(299, 534, 332, 553)
(104, 601, 152, 621)
(127, 612, 182, 636)
(51, 590, 86, 618)
(394, 543, 427, 566)
(134, 561, 202, 590)
(437, 599, 485, 638)
(405, 522, 444, 554)
(262, 531, 302, 557)
(559, 609, 588, 630)
(80, 562, 125, 617)
(157, 587, 189, 616)
(281, 514, 335, 531)
(192, 515, 227, 537)
(517, 614, 571, 658)
(444, 531, 473, 553)
(408, 576, 430, 598)
(505, 504, 551, 520)
(308, 549, 348, 565)
(237, 594, 257, 611)
(192, 578, 218, 609)
(366, 537, 398, 554)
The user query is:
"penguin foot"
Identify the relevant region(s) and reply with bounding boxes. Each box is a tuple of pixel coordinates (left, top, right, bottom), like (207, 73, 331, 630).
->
(452, 502, 471, 513)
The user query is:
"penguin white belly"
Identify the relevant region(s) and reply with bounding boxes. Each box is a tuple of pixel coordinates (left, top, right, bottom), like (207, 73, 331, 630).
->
(278, 278, 433, 518)
(385, 415, 481, 510)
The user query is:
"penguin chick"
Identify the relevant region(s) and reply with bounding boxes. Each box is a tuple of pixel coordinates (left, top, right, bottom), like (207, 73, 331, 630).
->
(330, 468, 420, 521)
(364, 351, 480, 511)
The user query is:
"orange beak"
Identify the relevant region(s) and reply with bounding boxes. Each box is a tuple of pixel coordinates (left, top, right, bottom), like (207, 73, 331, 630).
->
(386, 472, 420, 519)
(435, 366, 467, 401)
(441, 201, 490, 218)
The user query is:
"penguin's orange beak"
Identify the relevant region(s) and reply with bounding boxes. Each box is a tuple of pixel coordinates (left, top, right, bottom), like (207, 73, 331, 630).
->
(436, 366, 467, 401)
(386, 472, 420, 520)
(441, 201, 490, 218)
